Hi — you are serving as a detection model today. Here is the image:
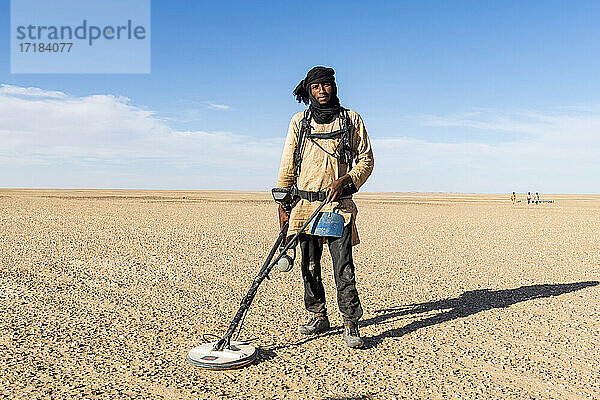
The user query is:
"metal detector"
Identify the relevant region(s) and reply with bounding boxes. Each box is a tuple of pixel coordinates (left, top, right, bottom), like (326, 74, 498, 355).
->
(186, 192, 329, 370)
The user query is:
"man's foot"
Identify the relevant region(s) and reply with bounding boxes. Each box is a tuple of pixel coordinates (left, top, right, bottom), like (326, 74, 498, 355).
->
(343, 321, 364, 348)
(298, 314, 330, 335)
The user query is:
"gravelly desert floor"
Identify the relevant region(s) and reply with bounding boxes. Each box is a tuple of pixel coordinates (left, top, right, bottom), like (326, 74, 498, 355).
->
(1, 190, 599, 399)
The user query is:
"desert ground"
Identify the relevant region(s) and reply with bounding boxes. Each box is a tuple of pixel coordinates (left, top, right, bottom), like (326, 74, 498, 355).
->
(1, 189, 599, 399)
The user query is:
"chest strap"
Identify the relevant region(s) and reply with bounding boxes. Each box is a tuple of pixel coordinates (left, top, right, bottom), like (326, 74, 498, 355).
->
(306, 128, 347, 139)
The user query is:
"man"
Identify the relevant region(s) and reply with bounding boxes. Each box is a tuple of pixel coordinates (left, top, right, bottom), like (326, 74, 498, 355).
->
(276, 66, 374, 348)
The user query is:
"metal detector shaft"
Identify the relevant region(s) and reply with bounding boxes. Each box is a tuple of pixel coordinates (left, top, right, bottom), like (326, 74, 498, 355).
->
(213, 198, 329, 351)
(212, 223, 288, 351)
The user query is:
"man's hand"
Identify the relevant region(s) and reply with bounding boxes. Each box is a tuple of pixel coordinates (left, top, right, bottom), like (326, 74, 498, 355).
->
(278, 204, 290, 230)
(326, 174, 353, 203)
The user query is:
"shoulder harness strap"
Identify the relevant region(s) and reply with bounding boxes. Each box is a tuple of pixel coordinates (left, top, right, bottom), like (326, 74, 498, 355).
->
(339, 108, 354, 169)
(293, 109, 311, 178)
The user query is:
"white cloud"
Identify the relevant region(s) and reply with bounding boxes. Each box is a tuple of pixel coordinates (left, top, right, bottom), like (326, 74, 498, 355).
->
(0, 84, 598, 192)
(0, 84, 67, 99)
(203, 101, 231, 111)
(0, 84, 280, 189)
(367, 107, 600, 193)
(421, 107, 600, 145)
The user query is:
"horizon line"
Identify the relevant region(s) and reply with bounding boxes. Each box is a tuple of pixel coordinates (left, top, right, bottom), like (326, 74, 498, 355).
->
(1, 187, 599, 196)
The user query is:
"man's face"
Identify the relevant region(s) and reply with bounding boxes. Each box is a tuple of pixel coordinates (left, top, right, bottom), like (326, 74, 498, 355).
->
(310, 81, 334, 105)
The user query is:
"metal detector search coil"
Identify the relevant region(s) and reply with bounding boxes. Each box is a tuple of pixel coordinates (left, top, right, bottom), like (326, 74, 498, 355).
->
(186, 341, 257, 370)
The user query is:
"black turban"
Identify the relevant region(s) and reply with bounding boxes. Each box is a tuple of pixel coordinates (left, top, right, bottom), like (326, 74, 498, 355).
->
(293, 66, 341, 124)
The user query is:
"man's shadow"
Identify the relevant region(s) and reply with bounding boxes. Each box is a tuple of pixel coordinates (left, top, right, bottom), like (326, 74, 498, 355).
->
(361, 281, 598, 349)
(266, 281, 598, 352)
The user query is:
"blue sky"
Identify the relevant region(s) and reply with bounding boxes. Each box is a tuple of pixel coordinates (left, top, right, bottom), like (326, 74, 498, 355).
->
(1, 0, 599, 193)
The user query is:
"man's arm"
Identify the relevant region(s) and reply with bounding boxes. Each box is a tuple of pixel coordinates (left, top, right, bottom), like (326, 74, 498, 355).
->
(327, 112, 374, 201)
(347, 112, 374, 190)
(276, 115, 301, 228)
(326, 174, 354, 202)
(276, 115, 300, 190)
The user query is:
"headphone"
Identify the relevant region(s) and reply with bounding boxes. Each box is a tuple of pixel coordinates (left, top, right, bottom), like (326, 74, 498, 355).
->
(276, 246, 296, 272)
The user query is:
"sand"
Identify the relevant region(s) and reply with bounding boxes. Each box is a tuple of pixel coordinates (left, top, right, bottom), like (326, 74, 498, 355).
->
(1, 189, 599, 399)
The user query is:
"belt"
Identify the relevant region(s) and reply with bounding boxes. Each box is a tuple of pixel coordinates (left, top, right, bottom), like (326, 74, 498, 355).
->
(296, 189, 353, 202)
(297, 189, 326, 202)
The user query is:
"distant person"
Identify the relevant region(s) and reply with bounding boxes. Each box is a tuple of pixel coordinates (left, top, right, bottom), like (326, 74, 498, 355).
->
(511, 192, 516, 204)
(276, 66, 374, 348)
(535, 192, 540, 204)
(527, 192, 531, 204)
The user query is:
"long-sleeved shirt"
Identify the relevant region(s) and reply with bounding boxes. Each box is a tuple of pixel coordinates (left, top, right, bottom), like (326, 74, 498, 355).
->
(276, 109, 374, 245)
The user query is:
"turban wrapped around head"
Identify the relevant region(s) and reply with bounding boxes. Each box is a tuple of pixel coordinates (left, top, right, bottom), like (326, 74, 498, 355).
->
(293, 66, 341, 124)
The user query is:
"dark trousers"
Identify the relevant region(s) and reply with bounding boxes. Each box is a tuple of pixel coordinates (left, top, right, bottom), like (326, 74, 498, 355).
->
(299, 223, 363, 323)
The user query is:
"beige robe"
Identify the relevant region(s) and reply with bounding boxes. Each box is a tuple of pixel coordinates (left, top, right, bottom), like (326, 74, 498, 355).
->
(276, 109, 374, 245)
